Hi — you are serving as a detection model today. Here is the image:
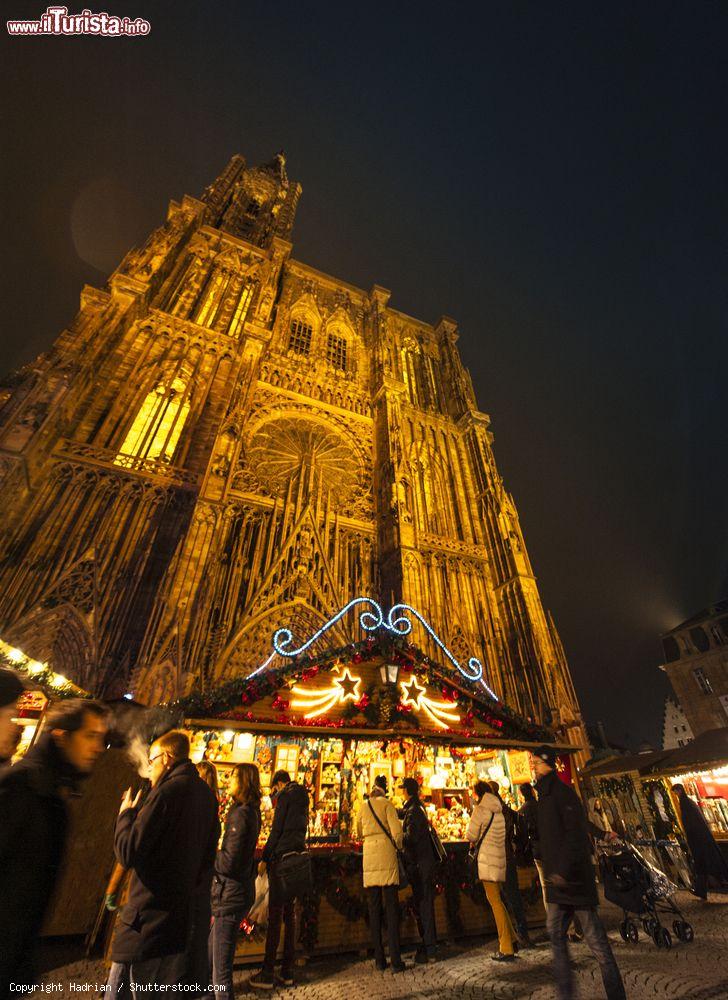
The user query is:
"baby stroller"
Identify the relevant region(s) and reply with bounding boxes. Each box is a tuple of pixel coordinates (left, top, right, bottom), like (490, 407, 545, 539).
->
(598, 840, 694, 950)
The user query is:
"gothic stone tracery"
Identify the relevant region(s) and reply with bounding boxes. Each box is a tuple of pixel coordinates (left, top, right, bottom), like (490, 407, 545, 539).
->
(0, 152, 584, 748)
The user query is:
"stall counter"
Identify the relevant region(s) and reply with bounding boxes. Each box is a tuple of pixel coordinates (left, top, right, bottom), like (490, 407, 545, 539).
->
(234, 843, 544, 963)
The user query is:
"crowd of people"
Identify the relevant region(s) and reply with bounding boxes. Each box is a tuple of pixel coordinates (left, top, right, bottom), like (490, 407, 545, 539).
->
(1, 666, 727, 999)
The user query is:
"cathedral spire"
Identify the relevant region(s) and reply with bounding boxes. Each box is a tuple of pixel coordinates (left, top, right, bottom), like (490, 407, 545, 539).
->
(201, 153, 301, 248)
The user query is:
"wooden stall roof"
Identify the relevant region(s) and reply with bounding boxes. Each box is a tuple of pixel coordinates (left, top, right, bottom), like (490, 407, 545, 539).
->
(185, 715, 577, 752)
(648, 726, 728, 777)
(582, 729, 728, 780)
(176, 638, 577, 751)
(581, 749, 673, 778)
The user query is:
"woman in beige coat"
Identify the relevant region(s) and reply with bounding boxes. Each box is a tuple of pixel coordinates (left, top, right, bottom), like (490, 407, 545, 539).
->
(356, 775, 405, 972)
(466, 779, 516, 961)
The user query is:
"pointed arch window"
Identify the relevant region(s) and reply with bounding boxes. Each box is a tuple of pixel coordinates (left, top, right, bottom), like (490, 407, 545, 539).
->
(288, 318, 313, 355)
(229, 283, 254, 338)
(194, 269, 233, 328)
(116, 376, 190, 464)
(326, 332, 348, 371)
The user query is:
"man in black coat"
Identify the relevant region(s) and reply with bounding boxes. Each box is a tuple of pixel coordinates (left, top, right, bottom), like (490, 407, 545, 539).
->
(111, 729, 219, 995)
(251, 769, 309, 990)
(532, 746, 625, 1000)
(0, 698, 109, 994)
(674, 783, 728, 899)
(401, 777, 439, 962)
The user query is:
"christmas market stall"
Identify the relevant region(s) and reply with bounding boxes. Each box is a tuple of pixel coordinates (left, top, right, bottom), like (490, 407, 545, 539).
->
(579, 749, 691, 885)
(0, 637, 82, 758)
(581, 727, 728, 886)
(648, 728, 728, 854)
(174, 601, 577, 961)
(580, 750, 676, 841)
(578, 756, 693, 888)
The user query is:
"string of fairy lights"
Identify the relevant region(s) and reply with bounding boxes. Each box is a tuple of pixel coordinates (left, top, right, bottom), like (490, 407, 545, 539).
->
(272, 597, 499, 700)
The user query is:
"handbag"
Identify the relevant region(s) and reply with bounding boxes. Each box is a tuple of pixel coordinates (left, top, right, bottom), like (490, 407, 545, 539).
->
(468, 813, 494, 884)
(367, 798, 409, 890)
(274, 849, 313, 902)
(271, 805, 313, 903)
(418, 802, 447, 864)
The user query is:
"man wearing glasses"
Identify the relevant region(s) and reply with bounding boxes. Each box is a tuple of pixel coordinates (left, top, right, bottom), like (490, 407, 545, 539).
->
(109, 730, 219, 998)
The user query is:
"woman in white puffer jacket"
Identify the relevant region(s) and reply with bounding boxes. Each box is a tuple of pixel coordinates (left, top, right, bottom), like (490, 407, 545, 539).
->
(356, 776, 405, 972)
(466, 779, 516, 961)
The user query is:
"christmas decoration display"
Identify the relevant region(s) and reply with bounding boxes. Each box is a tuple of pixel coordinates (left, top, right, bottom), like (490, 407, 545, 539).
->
(272, 597, 496, 693)
(598, 775, 635, 796)
(0, 639, 89, 700)
(290, 664, 362, 718)
(171, 634, 553, 743)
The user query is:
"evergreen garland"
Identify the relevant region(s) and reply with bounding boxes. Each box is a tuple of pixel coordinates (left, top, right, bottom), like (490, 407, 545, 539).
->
(169, 635, 554, 743)
(297, 845, 479, 952)
(0, 650, 89, 701)
(598, 775, 635, 796)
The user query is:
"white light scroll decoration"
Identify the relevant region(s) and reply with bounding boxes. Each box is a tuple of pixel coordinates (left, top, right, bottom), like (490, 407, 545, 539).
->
(272, 597, 384, 658)
(271, 598, 499, 700)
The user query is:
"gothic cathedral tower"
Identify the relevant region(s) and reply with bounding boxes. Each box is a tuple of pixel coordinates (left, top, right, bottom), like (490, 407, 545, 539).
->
(0, 153, 584, 746)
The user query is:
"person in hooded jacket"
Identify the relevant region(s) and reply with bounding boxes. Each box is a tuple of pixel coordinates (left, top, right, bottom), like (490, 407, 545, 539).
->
(207, 763, 262, 999)
(673, 783, 728, 899)
(0, 698, 108, 994)
(111, 729, 220, 996)
(531, 746, 625, 1000)
(251, 769, 309, 990)
(357, 775, 406, 973)
(466, 779, 516, 961)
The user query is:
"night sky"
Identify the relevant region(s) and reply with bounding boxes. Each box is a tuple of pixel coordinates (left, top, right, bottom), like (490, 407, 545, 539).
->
(3, 2, 727, 747)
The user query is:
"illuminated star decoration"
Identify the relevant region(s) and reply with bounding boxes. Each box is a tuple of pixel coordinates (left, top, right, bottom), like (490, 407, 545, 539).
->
(290, 666, 362, 719)
(399, 676, 461, 730)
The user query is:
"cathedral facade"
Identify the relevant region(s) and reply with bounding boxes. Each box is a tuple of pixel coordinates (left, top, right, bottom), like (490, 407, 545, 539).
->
(0, 153, 583, 744)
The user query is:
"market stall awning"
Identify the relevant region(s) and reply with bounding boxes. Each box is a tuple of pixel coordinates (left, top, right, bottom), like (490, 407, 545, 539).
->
(580, 748, 673, 778)
(173, 633, 568, 749)
(185, 715, 576, 752)
(0, 638, 89, 699)
(647, 727, 728, 777)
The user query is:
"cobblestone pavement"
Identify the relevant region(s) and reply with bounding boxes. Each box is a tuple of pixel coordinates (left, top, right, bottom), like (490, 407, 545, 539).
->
(41, 890, 728, 999)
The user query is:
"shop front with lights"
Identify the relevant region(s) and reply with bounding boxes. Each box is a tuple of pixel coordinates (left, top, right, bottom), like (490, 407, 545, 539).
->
(652, 728, 728, 856)
(581, 729, 728, 888)
(582, 731, 728, 847)
(177, 633, 575, 960)
(0, 637, 90, 761)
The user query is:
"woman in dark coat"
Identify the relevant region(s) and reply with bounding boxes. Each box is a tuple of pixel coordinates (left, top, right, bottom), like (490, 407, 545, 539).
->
(208, 763, 262, 998)
(674, 783, 728, 899)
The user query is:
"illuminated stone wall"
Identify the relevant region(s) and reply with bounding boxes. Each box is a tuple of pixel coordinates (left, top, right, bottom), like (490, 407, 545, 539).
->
(0, 152, 585, 747)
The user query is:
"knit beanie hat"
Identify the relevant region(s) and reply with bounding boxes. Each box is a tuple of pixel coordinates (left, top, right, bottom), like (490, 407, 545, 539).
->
(532, 745, 559, 768)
